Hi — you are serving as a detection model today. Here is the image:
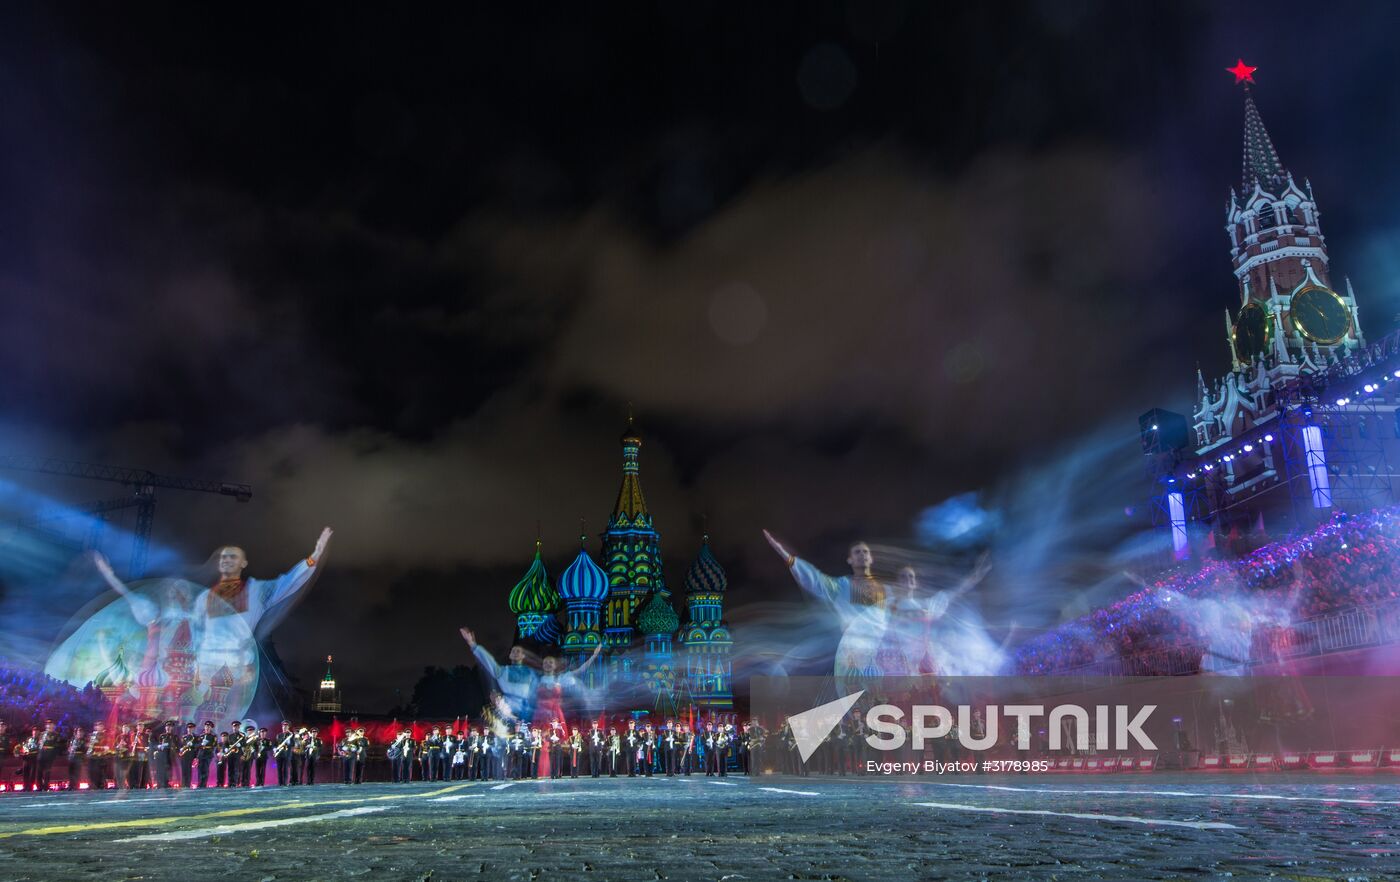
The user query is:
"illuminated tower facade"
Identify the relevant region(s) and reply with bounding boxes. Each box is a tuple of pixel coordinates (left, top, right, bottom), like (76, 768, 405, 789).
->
(682, 537, 732, 710)
(1144, 63, 1399, 555)
(314, 655, 342, 713)
(637, 590, 679, 698)
(602, 419, 669, 679)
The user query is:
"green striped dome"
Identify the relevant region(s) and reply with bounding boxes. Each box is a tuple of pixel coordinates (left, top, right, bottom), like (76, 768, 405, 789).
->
(508, 543, 560, 615)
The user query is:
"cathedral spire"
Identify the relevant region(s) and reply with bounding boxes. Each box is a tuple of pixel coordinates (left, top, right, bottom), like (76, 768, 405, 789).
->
(612, 414, 649, 519)
(1240, 87, 1287, 195)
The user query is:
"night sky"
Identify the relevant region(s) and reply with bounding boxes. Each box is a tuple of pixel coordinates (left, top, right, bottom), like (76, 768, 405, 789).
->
(2, 2, 1398, 710)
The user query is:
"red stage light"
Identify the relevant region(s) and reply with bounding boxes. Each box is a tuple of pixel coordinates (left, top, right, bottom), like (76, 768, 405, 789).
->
(78, 782, 90, 790)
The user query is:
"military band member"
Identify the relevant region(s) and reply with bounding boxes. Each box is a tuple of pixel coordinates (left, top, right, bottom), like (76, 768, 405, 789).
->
(451, 734, 469, 780)
(85, 722, 111, 789)
(151, 721, 174, 788)
(425, 726, 445, 781)
(745, 721, 766, 776)
(34, 720, 61, 792)
(65, 725, 87, 790)
(586, 722, 603, 778)
(178, 722, 198, 787)
(303, 728, 322, 785)
(195, 720, 218, 788)
(388, 728, 412, 783)
(624, 721, 639, 777)
(273, 721, 297, 786)
(17, 728, 39, 792)
(467, 728, 484, 781)
(109, 723, 131, 788)
(253, 727, 271, 785)
(547, 724, 564, 780)
(216, 731, 234, 787)
(236, 722, 257, 787)
(661, 722, 677, 776)
(336, 732, 353, 784)
(682, 725, 698, 775)
(568, 727, 583, 779)
(225, 722, 244, 788)
(607, 727, 621, 777)
(641, 724, 656, 777)
(352, 728, 368, 784)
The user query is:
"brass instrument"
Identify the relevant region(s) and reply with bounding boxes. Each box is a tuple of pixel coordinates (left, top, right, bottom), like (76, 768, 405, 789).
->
(291, 728, 309, 756)
(239, 729, 257, 762)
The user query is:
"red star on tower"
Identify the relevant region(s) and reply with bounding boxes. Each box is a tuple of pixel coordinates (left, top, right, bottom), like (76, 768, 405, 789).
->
(1227, 59, 1257, 84)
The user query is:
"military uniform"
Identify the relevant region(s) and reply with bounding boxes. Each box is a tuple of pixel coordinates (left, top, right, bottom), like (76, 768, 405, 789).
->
(194, 725, 218, 788)
(388, 732, 414, 783)
(151, 725, 175, 788)
(273, 725, 297, 786)
(66, 728, 88, 790)
(36, 726, 62, 791)
(302, 732, 322, 785)
(178, 725, 199, 787)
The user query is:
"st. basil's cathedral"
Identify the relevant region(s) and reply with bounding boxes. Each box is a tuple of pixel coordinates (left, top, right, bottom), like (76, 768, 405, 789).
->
(503, 419, 734, 713)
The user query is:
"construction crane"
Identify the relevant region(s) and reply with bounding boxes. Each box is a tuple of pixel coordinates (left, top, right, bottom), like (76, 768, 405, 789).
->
(0, 454, 253, 579)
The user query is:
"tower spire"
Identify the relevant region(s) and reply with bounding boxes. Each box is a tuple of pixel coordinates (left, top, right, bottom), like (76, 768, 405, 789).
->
(1237, 68, 1286, 194)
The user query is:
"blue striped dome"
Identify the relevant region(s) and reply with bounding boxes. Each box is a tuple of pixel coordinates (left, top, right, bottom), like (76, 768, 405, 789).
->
(684, 537, 727, 594)
(559, 545, 609, 602)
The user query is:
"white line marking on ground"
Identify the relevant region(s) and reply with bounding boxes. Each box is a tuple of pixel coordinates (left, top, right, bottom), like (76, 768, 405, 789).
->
(759, 787, 820, 796)
(490, 782, 516, 790)
(924, 781, 1400, 807)
(913, 801, 1239, 831)
(19, 796, 180, 808)
(428, 794, 481, 802)
(709, 780, 739, 786)
(113, 805, 394, 842)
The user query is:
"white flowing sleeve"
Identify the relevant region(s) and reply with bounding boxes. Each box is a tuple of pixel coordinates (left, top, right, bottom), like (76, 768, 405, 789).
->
(472, 645, 503, 680)
(257, 559, 316, 612)
(789, 557, 849, 606)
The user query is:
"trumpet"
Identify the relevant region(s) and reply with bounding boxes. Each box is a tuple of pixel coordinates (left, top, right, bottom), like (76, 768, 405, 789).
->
(291, 728, 309, 755)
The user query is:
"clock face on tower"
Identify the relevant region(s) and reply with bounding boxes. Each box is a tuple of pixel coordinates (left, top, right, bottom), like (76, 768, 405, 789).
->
(1232, 301, 1270, 362)
(1290, 285, 1352, 345)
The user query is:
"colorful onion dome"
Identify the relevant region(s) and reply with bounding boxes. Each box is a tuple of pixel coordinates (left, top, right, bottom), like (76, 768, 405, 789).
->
(559, 541, 609, 602)
(93, 648, 131, 688)
(508, 542, 561, 615)
(638, 591, 679, 635)
(211, 665, 234, 688)
(684, 536, 727, 594)
(136, 664, 168, 689)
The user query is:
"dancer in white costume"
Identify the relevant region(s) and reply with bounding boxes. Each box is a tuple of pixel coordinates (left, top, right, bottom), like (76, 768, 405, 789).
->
(763, 530, 889, 683)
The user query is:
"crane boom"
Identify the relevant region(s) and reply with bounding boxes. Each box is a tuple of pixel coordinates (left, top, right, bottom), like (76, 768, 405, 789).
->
(0, 454, 252, 578)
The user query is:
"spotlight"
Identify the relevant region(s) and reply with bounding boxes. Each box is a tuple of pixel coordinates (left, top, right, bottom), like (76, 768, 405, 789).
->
(1337, 398, 1348, 406)
(1393, 370, 1400, 378)
(1244, 444, 1254, 452)
(1151, 424, 1159, 431)
(1204, 464, 1214, 471)
(1264, 434, 1274, 442)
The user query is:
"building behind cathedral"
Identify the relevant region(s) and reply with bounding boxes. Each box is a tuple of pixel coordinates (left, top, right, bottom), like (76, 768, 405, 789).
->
(504, 419, 733, 714)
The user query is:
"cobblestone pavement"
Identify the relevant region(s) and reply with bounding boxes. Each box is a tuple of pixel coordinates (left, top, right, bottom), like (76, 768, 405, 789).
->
(0, 772, 1397, 881)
